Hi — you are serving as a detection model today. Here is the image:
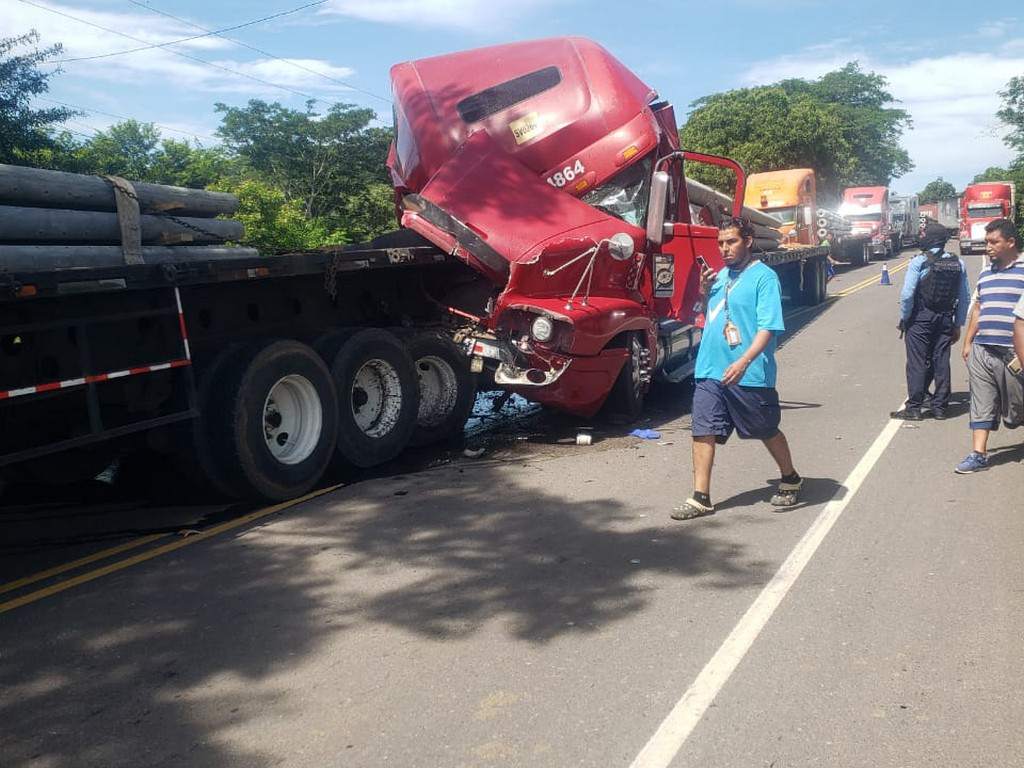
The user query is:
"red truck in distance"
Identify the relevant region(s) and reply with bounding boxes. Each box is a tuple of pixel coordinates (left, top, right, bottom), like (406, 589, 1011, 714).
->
(839, 186, 899, 258)
(959, 182, 1016, 255)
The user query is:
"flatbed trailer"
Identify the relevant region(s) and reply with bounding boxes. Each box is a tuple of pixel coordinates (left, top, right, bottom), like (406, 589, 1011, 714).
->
(0, 233, 479, 500)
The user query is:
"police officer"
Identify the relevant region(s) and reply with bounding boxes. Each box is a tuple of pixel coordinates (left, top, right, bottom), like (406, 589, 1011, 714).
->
(891, 221, 971, 420)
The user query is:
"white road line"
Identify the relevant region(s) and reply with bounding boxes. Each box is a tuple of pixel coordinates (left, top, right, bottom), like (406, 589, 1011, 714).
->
(629, 411, 905, 768)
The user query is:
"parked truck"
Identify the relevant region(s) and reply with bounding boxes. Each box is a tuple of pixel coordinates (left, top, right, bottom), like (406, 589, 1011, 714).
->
(745, 168, 869, 265)
(839, 186, 901, 258)
(919, 198, 960, 236)
(959, 182, 1015, 254)
(0, 36, 830, 501)
(890, 194, 920, 248)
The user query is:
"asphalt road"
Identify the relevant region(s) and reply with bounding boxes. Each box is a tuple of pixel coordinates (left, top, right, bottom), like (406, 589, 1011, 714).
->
(1, 249, 1021, 768)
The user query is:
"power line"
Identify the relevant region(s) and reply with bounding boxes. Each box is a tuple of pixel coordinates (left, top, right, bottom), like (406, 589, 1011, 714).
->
(51, 0, 329, 63)
(126, 0, 392, 105)
(19, 0, 327, 102)
(64, 118, 103, 135)
(37, 96, 220, 144)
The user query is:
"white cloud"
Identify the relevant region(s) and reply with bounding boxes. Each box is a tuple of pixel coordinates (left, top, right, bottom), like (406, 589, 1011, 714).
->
(10, 1, 357, 99)
(977, 19, 1017, 39)
(8, 1, 232, 60)
(740, 46, 1022, 192)
(321, 0, 553, 31)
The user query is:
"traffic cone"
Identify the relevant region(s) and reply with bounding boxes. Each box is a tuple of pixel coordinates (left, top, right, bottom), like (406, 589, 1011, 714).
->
(880, 263, 891, 285)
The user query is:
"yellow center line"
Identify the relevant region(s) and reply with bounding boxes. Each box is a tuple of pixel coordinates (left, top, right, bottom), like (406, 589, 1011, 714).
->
(833, 259, 910, 297)
(0, 532, 168, 596)
(0, 484, 343, 615)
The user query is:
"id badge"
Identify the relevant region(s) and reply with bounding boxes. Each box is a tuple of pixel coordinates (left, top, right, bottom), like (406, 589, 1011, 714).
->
(724, 321, 742, 348)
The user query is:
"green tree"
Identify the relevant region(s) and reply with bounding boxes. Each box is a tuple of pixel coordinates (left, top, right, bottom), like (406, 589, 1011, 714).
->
(997, 76, 1024, 156)
(147, 139, 238, 188)
(0, 30, 78, 164)
(70, 119, 161, 179)
(338, 182, 395, 243)
(680, 62, 912, 204)
(214, 99, 392, 221)
(62, 120, 241, 188)
(216, 178, 335, 252)
(918, 177, 958, 203)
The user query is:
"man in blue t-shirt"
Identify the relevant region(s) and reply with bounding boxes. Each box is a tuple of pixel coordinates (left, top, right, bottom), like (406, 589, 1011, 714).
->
(671, 217, 802, 520)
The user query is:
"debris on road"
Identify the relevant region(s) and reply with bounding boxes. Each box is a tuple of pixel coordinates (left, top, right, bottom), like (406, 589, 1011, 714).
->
(629, 428, 662, 440)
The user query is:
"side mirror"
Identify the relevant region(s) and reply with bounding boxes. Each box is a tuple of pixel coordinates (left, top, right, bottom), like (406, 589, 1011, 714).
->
(646, 171, 670, 245)
(607, 232, 634, 261)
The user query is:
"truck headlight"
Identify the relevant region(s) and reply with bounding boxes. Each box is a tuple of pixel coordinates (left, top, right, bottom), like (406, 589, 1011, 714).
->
(531, 316, 554, 342)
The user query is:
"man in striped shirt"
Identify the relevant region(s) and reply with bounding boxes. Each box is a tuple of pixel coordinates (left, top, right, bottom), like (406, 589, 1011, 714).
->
(956, 218, 1024, 473)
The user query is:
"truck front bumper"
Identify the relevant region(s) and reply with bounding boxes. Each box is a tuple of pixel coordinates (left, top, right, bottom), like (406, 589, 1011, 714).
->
(465, 336, 571, 387)
(465, 336, 627, 418)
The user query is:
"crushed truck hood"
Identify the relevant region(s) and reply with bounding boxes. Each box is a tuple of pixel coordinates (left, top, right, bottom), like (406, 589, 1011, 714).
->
(401, 130, 618, 286)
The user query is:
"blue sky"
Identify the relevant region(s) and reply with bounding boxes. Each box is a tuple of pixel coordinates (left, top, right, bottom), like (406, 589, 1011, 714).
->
(8, 0, 1023, 194)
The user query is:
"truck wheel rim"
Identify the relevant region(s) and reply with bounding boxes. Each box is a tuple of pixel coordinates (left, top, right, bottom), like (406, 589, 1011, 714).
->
(263, 375, 323, 465)
(351, 359, 403, 438)
(415, 355, 458, 428)
(630, 336, 643, 396)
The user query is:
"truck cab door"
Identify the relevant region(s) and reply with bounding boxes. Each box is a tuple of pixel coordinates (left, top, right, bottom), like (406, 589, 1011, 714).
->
(652, 219, 720, 325)
(648, 151, 745, 325)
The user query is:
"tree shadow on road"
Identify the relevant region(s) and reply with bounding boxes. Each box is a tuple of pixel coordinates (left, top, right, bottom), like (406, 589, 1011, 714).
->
(0, 453, 778, 768)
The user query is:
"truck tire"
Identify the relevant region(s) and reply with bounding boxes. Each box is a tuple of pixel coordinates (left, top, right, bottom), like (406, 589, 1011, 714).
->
(799, 258, 827, 305)
(607, 332, 648, 420)
(313, 328, 356, 364)
(195, 340, 338, 501)
(330, 329, 419, 467)
(405, 333, 476, 447)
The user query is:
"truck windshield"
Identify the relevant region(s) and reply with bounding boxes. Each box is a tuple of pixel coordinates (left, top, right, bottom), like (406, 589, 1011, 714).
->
(763, 206, 797, 224)
(967, 204, 1003, 218)
(847, 212, 881, 222)
(582, 155, 653, 227)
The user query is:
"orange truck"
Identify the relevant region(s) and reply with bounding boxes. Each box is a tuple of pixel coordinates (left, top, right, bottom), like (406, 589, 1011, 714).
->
(745, 169, 869, 265)
(744, 169, 817, 244)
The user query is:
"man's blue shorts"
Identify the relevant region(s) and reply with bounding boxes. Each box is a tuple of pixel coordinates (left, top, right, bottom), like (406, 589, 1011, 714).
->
(692, 378, 781, 444)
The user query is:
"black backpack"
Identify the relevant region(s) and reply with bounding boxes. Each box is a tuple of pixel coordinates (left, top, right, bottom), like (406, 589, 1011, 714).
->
(918, 251, 961, 312)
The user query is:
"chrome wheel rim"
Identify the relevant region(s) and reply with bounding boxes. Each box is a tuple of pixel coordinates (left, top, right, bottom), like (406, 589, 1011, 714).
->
(263, 375, 323, 465)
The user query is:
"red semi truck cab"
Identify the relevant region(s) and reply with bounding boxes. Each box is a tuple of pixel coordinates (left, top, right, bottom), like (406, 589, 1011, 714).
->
(839, 186, 897, 257)
(387, 37, 741, 417)
(959, 182, 1016, 255)
(387, 37, 828, 419)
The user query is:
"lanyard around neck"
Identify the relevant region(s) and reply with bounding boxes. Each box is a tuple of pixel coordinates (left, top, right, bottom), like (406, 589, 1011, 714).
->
(723, 264, 750, 319)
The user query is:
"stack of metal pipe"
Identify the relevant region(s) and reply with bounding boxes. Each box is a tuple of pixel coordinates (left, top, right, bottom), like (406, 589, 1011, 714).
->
(685, 178, 783, 252)
(0, 164, 256, 265)
(815, 208, 853, 239)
